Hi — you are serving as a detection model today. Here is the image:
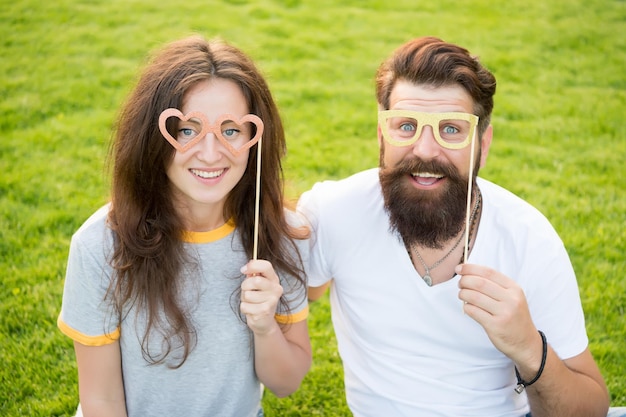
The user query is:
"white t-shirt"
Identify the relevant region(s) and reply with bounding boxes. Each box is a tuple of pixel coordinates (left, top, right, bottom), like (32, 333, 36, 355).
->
(298, 168, 587, 417)
(58, 204, 308, 417)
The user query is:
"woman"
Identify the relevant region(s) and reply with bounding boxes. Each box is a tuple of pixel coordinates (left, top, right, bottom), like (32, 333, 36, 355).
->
(58, 35, 311, 417)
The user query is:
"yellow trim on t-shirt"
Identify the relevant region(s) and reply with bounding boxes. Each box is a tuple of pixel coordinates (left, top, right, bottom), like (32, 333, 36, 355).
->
(57, 316, 120, 346)
(275, 305, 309, 324)
(181, 218, 236, 244)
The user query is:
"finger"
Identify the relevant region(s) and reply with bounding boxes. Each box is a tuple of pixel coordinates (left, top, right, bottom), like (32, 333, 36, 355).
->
(240, 259, 279, 282)
(459, 283, 529, 327)
(240, 300, 275, 321)
(240, 292, 278, 318)
(241, 275, 273, 292)
(458, 268, 514, 316)
(461, 298, 494, 323)
(241, 277, 284, 299)
(458, 272, 508, 306)
(458, 285, 502, 316)
(241, 275, 283, 304)
(240, 303, 280, 336)
(456, 263, 514, 289)
(241, 288, 278, 304)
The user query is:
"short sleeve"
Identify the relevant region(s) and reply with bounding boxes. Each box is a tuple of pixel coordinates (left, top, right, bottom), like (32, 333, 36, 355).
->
(57, 207, 120, 346)
(274, 210, 310, 324)
(297, 183, 334, 288)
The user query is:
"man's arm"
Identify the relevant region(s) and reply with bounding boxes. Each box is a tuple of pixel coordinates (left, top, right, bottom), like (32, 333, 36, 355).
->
(457, 263, 609, 417)
(522, 345, 609, 417)
(308, 281, 331, 301)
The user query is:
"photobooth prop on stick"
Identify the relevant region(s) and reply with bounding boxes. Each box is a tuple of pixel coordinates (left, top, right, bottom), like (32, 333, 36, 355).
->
(159, 108, 265, 259)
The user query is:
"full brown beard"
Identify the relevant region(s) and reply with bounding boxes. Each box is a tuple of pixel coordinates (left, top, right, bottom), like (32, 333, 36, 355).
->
(379, 151, 478, 250)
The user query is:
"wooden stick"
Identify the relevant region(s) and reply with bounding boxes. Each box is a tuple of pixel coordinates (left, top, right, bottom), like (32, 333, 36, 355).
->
(252, 137, 262, 260)
(463, 129, 477, 263)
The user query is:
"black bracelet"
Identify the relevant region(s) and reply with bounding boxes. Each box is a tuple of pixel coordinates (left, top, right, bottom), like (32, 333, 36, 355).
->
(514, 330, 547, 394)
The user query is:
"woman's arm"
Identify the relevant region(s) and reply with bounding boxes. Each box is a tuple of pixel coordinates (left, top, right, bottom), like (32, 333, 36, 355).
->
(240, 260, 312, 397)
(73, 341, 127, 417)
(252, 320, 311, 397)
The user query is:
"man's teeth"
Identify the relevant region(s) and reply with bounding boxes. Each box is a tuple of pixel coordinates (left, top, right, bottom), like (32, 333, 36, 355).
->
(191, 169, 224, 179)
(411, 172, 443, 179)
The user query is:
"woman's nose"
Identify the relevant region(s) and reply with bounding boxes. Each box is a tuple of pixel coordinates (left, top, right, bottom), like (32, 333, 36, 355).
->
(196, 132, 224, 161)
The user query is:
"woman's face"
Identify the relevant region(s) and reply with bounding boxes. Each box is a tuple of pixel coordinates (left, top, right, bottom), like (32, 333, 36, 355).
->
(165, 78, 252, 230)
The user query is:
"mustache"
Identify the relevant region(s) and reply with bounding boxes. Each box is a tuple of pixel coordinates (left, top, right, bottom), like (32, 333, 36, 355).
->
(387, 157, 464, 182)
(380, 156, 470, 249)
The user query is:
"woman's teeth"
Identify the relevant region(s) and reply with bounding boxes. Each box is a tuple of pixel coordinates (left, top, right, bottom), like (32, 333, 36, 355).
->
(191, 169, 224, 179)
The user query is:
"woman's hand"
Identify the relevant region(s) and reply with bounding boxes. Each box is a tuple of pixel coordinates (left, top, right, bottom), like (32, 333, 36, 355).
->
(240, 259, 284, 336)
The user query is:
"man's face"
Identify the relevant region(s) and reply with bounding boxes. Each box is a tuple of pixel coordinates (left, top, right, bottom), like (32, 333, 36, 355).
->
(378, 81, 492, 249)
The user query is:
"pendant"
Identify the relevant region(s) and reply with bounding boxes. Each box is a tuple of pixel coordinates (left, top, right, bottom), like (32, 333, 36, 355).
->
(423, 274, 433, 286)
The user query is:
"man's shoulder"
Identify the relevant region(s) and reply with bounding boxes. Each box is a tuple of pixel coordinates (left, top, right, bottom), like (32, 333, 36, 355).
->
(478, 177, 557, 235)
(297, 168, 383, 226)
(308, 168, 380, 201)
(478, 178, 541, 215)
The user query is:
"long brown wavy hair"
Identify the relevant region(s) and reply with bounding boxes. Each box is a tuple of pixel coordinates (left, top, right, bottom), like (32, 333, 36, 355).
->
(106, 35, 308, 367)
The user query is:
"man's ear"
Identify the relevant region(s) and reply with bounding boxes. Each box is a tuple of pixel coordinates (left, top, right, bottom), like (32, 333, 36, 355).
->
(376, 104, 385, 149)
(479, 124, 493, 168)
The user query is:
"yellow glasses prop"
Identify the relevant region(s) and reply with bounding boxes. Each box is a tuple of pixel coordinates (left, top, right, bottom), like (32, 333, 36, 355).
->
(378, 110, 478, 150)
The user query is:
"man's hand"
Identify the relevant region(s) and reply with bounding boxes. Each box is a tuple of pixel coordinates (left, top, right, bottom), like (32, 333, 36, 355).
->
(456, 263, 542, 368)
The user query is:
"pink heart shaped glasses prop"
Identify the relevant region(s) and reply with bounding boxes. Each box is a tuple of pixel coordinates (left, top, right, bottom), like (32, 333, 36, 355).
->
(158, 108, 264, 156)
(158, 108, 265, 260)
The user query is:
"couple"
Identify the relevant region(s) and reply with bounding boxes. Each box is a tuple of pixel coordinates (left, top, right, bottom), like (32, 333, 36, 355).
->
(58, 35, 618, 416)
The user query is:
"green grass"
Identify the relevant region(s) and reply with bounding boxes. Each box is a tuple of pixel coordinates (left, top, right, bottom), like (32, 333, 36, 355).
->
(1, 0, 624, 415)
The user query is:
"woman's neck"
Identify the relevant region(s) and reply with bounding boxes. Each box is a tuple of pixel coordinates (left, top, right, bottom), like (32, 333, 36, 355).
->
(176, 201, 228, 232)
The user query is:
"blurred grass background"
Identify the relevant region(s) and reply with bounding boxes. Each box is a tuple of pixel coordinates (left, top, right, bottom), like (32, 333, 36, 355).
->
(0, 0, 624, 415)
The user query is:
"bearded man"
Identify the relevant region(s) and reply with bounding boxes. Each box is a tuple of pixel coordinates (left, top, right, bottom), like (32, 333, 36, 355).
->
(297, 37, 613, 417)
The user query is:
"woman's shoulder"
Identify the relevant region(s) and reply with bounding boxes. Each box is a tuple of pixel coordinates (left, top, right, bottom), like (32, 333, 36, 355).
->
(71, 203, 113, 246)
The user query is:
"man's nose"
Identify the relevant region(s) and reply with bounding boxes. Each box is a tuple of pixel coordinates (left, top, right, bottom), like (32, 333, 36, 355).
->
(411, 124, 441, 158)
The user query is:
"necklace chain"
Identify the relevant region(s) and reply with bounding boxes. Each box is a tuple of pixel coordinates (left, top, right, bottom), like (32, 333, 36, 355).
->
(411, 189, 482, 286)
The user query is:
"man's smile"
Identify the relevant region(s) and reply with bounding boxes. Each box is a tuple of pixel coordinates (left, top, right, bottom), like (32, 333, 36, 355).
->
(411, 172, 444, 186)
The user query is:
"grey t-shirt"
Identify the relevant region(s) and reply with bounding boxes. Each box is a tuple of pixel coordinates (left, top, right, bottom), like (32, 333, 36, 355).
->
(58, 204, 308, 417)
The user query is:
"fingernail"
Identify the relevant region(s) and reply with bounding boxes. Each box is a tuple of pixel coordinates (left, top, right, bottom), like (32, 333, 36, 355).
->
(240, 265, 247, 274)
